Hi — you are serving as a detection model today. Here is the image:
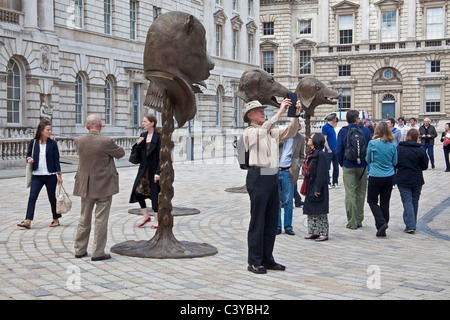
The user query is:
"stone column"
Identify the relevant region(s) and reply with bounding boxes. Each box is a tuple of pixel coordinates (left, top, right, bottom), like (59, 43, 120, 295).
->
(318, 0, 329, 45)
(361, 0, 369, 43)
(39, 0, 55, 32)
(407, 0, 416, 40)
(22, 0, 38, 30)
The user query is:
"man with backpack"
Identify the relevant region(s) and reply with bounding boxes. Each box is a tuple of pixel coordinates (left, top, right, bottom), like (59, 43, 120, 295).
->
(336, 110, 372, 230)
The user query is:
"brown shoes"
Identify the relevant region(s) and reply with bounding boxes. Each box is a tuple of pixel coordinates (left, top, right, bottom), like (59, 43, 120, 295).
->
(17, 220, 31, 229)
(91, 254, 111, 261)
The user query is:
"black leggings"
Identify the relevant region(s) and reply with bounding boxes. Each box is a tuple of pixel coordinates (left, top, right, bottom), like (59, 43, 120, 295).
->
(135, 192, 158, 212)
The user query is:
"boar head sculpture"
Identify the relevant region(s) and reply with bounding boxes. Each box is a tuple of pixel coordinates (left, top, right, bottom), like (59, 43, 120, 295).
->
(143, 11, 215, 127)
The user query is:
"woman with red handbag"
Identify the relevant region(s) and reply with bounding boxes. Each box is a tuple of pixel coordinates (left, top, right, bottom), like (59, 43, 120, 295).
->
(441, 123, 450, 172)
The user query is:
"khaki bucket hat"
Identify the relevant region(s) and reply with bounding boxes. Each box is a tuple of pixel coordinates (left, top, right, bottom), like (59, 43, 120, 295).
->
(243, 100, 268, 123)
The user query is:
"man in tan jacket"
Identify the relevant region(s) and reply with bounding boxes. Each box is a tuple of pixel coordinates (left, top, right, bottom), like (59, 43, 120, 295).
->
(243, 99, 301, 274)
(73, 114, 125, 261)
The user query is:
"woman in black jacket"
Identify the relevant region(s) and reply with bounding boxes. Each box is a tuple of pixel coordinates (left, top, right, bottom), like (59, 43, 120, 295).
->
(395, 129, 428, 234)
(17, 119, 63, 229)
(129, 114, 161, 229)
(301, 133, 329, 241)
(441, 122, 450, 172)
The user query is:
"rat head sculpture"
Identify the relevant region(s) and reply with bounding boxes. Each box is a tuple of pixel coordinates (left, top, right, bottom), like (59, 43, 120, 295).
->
(236, 69, 289, 107)
(143, 12, 214, 127)
(295, 77, 340, 117)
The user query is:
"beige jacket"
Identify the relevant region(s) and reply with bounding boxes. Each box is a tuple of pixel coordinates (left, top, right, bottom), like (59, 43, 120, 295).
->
(73, 130, 125, 198)
(244, 115, 299, 169)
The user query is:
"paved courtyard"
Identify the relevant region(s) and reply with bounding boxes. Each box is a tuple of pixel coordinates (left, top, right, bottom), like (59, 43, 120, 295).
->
(0, 146, 449, 301)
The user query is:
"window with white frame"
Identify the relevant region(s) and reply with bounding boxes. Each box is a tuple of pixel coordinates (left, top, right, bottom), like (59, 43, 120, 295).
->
(299, 50, 311, 74)
(339, 15, 353, 44)
(381, 11, 397, 41)
(132, 83, 140, 127)
(338, 89, 351, 110)
(233, 30, 239, 60)
(233, 0, 238, 11)
(263, 22, 274, 35)
(425, 86, 440, 112)
(299, 20, 311, 35)
(6, 59, 21, 124)
(130, 1, 136, 40)
(338, 65, 351, 77)
(248, 0, 253, 16)
(153, 6, 161, 20)
(216, 89, 222, 126)
(104, 79, 112, 125)
(427, 7, 443, 39)
(262, 51, 274, 74)
(426, 60, 440, 73)
(104, 0, 111, 34)
(247, 33, 254, 63)
(215, 24, 222, 56)
(75, 75, 84, 125)
(74, 0, 83, 28)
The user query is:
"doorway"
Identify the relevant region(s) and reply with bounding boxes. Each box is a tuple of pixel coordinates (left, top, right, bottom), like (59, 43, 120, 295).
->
(381, 94, 395, 119)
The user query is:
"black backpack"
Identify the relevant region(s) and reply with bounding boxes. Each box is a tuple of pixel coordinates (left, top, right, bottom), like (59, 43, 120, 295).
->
(344, 125, 367, 164)
(235, 136, 250, 170)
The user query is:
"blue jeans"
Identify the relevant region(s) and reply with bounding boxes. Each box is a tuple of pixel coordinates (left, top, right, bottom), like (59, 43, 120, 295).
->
(326, 150, 339, 185)
(26, 174, 60, 221)
(278, 170, 294, 231)
(398, 185, 422, 231)
(422, 142, 435, 167)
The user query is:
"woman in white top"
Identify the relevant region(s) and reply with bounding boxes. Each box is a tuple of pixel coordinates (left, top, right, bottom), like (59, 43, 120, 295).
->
(17, 120, 63, 229)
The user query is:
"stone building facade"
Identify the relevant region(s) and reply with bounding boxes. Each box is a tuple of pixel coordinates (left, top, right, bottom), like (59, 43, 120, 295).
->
(260, 0, 449, 127)
(0, 0, 260, 166)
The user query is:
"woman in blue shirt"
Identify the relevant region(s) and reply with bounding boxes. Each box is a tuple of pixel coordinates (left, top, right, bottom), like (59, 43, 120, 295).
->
(366, 121, 398, 237)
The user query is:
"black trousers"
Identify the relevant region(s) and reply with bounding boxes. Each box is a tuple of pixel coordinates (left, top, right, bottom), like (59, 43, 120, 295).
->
(246, 167, 279, 266)
(367, 175, 394, 230)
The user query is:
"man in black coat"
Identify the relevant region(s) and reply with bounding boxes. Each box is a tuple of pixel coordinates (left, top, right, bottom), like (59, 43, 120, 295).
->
(418, 118, 437, 169)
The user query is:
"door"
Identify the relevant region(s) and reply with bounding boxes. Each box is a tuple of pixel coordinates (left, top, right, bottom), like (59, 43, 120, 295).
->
(382, 102, 395, 119)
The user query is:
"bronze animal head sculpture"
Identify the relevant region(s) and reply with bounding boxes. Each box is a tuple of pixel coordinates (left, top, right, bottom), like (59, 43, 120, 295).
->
(237, 69, 289, 107)
(296, 76, 340, 116)
(143, 11, 214, 127)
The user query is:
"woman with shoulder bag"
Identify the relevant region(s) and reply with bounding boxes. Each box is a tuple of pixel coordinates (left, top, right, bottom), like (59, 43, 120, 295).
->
(129, 114, 161, 228)
(17, 119, 63, 229)
(302, 133, 329, 241)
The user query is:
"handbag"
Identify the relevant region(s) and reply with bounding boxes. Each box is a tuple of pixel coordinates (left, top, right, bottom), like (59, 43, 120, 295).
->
(56, 184, 72, 214)
(129, 143, 141, 164)
(26, 139, 36, 188)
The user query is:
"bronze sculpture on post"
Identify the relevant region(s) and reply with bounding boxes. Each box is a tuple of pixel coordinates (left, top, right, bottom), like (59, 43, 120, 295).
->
(111, 11, 217, 258)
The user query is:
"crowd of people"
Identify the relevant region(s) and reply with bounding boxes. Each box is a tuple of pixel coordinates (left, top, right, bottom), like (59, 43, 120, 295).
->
(15, 106, 449, 271)
(243, 100, 448, 274)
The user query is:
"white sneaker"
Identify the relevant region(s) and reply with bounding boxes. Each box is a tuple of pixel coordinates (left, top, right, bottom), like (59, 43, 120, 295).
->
(328, 184, 332, 189)
(334, 183, 338, 188)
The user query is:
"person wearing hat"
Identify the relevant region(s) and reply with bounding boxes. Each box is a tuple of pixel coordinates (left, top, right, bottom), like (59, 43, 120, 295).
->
(243, 98, 301, 274)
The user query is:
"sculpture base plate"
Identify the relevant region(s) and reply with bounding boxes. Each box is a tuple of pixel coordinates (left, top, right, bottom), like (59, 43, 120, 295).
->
(128, 207, 200, 216)
(111, 239, 218, 259)
(224, 185, 247, 193)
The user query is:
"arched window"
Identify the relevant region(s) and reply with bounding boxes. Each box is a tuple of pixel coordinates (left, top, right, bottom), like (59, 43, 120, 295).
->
(104, 79, 112, 125)
(6, 59, 21, 124)
(382, 94, 395, 102)
(75, 74, 84, 124)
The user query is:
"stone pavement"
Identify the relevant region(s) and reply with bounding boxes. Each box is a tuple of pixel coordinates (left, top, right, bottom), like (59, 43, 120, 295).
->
(0, 148, 449, 302)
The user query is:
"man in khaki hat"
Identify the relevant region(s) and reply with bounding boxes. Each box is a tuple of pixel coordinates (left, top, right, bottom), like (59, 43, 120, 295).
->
(243, 98, 301, 274)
